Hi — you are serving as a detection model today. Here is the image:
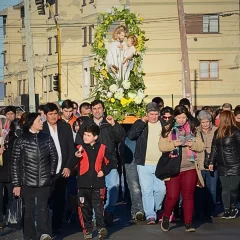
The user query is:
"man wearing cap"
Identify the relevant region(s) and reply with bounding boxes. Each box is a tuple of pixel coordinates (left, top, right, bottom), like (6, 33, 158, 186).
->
(127, 102, 166, 224)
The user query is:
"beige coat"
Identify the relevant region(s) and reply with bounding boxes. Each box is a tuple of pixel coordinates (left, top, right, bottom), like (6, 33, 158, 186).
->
(196, 126, 217, 171)
(159, 134, 205, 186)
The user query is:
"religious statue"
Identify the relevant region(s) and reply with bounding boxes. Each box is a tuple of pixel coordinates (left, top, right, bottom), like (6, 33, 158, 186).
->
(106, 25, 138, 81)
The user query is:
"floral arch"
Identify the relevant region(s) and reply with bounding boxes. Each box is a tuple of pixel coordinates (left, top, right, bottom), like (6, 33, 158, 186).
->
(91, 7, 148, 120)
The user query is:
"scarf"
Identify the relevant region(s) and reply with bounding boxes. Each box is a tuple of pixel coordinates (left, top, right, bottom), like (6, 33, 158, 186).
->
(170, 121, 196, 162)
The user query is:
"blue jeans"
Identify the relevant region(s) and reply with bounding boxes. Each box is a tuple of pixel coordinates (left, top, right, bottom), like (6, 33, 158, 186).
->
(195, 170, 218, 216)
(125, 162, 144, 216)
(124, 138, 143, 216)
(137, 165, 166, 220)
(104, 169, 119, 213)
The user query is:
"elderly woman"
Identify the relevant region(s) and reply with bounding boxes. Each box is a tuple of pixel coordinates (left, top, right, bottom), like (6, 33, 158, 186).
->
(195, 110, 218, 219)
(209, 111, 240, 219)
(159, 105, 204, 232)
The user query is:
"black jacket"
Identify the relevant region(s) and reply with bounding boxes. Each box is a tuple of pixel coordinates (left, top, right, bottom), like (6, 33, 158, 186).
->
(127, 119, 163, 165)
(11, 131, 58, 187)
(73, 142, 113, 188)
(42, 120, 75, 171)
(210, 126, 240, 176)
(75, 117, 126, 168)
(0, 122, 18, 183)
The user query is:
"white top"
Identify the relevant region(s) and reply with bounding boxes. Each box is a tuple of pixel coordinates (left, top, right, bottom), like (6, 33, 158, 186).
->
(48, 123, 62, 174)
(145, 121, 162, 166)
(106, 40, 126, 80)
(124, 45, 136, 59)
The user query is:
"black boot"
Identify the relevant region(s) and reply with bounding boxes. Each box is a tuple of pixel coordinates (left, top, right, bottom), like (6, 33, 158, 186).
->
(229, 206, 239, 219)
(185, 223, 196, 232)
(221, 209, 230, 219)
(161, 216, 170, 232)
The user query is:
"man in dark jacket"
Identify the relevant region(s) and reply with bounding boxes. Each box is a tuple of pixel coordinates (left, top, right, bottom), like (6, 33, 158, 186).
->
(75, 99, 126, 226)
(127, 102, 166, 224)
(42, 102, 75, 233)
(12, 113, 58, 240)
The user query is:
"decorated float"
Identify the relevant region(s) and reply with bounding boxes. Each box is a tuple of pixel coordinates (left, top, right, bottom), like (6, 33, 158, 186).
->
(90, 7, 148, 122)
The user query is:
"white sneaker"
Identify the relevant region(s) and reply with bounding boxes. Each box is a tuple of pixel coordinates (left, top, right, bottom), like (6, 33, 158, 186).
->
(40, 234, 52, 240)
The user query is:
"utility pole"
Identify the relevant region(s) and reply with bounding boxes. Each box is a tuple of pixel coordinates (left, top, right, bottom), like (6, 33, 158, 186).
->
(177, 0, 192, 102)
(24, 0, 36, 112)
(47, 2, 62, 100)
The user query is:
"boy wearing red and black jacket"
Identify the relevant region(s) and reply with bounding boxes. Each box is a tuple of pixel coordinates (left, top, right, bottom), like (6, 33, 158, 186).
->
(74, 124, 113, 240)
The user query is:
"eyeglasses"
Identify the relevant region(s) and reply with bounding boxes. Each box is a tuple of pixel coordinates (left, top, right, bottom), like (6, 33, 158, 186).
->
(162, 116, 171, 120)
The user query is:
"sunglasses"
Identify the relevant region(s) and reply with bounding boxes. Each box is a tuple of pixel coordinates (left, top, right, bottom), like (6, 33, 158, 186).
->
(162, 116, 171, 120)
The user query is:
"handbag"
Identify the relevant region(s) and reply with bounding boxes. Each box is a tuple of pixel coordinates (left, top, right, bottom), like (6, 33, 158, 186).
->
(4, 196, 23, 230)
(155, 147, 182, 180)
(200, 132, 210, 169)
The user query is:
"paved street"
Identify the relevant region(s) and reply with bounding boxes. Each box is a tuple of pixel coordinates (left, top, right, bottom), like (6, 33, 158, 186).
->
(1, 202, 240, 240)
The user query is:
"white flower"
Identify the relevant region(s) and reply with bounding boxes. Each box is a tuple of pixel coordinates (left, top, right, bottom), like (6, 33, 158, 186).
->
(95, 65, 100, 71)
(98, 58, 104, 64)
(128, 92, 137, 99)
(117, 88, 124, 94)
(107, 92, 113, 98)
(114, 92, 124, 100)
(134, 96, 143, 104)
(137, 89, 145, 99)
(98, 87, 103, 91)
(109, 84, 118, 93)
(122, 81, 131, 90)
(106, 8, 112, 14)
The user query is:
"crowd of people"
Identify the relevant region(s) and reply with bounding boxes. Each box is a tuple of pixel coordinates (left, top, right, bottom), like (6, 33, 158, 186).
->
(0, 97, 239, 240)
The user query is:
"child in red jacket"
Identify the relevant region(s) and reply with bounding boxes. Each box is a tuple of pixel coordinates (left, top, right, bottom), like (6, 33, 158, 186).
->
(75, 124, 113, 239)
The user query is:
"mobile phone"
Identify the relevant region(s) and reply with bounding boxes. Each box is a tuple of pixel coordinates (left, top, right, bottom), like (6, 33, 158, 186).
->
(77, 146, 83, 154)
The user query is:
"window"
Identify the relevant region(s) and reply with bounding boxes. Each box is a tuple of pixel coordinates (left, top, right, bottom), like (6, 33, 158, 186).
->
(4, 83, 7, 98)
(22, 45, 26, 61)
(48, 37, 52, 55)
(55, 0, 59, 15)
(203, 15, 219, 33)
(20, 7, 25, 28)
(54, 35, 58, 53)
(89, 25, 94, 44)
(22, 79, 26, 94)
(82, 0, 86, 6)
(82, 27, 87, 47)
(17, 80, 22, 95)
(90, 67, 95, 86)
(3, 51, 6, 66)
(200, 60, 219, 80)
(49, 74, 53, 91)
(186, 14, 219, 34)
(3, 16, 7, 36)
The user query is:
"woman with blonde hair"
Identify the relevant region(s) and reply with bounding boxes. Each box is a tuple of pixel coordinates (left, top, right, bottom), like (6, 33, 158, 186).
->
(209, 111, 240, 219)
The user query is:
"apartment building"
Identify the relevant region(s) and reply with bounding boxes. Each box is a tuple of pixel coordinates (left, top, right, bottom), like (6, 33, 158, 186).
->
(0, 0, 239, 108)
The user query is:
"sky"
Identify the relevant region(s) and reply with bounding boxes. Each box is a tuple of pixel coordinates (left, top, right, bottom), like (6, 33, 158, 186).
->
(0, 0, 20, 99)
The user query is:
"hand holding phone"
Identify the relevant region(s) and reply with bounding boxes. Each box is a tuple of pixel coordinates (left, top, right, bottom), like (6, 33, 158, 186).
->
(75, 146, 83, 157)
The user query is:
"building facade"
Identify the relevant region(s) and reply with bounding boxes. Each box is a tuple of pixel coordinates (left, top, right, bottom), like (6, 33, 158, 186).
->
(0, 0, 239, 108)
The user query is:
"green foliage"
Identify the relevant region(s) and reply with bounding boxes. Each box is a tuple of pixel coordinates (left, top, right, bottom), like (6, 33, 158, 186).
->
(91, 7, 147, 120)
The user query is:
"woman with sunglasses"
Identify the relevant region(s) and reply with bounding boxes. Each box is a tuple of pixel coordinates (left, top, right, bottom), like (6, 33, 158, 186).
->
(160, 106, 173, 123)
